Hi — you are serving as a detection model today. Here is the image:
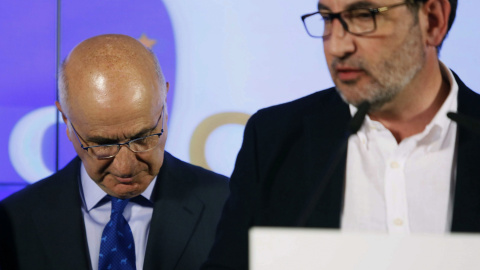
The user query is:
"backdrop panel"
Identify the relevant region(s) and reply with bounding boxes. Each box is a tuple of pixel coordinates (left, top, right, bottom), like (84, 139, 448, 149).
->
(1, 1, 478, 200)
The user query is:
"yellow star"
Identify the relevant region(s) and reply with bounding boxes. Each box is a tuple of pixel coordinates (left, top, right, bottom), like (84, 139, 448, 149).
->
(138, 33, 157, 49)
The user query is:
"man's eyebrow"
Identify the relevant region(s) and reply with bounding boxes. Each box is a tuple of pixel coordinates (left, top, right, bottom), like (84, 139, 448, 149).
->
(84, 136, 119, 145)
(83, 109, 163, 144)
(318, 1, 376, 12)
(85, 122, 159, 144)
(347, 1, 377, 10)
(85, 128, 154, 144)
(130, 125, 158, 139)
(317, 3, 331, 11)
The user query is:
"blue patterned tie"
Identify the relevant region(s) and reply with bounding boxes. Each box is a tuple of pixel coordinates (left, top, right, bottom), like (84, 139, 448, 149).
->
(98, 196, 136, 270)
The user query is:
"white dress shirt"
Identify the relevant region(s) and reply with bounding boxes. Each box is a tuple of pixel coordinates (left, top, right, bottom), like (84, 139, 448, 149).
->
(342, 64, 458, 234)
(79, 164, 156, 270)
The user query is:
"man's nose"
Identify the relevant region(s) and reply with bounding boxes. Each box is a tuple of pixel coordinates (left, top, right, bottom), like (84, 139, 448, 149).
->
(111, 146, 137, 177)
(324, 18, 355, 59)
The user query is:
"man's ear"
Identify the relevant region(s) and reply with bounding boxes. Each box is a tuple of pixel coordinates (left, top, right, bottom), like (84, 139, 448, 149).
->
(421, 0, 451, 47)
(55, 101, 72, 142)
(163, 82, 169, 122)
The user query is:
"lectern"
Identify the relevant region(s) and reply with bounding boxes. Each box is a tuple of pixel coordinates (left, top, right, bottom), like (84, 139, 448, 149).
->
(250, 227, 480, 270)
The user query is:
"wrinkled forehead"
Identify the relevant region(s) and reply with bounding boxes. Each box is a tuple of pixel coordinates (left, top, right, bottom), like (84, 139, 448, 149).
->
(69, 92, 164, 143)
(68, 82, 163, 124)
(75, 104, 164, 142)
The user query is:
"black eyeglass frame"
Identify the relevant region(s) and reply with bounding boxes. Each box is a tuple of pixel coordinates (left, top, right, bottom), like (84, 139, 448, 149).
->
(301, 1, 412, 38)
(69, 106, 165, 159)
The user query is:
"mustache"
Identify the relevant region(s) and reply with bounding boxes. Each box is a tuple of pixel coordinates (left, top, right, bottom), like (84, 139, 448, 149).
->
(331, 57, 368, 74)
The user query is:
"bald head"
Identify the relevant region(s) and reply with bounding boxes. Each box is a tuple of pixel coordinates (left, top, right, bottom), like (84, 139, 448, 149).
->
(58, 34, 166, 120)
(56, 34, 169, 199)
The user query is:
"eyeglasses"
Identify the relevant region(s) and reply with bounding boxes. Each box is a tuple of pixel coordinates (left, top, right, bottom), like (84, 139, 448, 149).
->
(301, 1, 410, 38)
(70, 106, 165, 159)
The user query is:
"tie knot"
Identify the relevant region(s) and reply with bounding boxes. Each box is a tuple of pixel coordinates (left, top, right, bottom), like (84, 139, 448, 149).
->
(110, 196, 130, 216)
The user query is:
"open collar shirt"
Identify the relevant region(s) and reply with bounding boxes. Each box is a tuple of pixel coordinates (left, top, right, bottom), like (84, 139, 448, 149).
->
(342, 63, 458, 234)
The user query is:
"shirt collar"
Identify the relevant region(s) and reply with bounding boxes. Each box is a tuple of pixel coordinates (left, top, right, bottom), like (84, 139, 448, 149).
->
(349, 61, 458, 151)
(79, 162, 157, 212)
(419, 62, 458, 151)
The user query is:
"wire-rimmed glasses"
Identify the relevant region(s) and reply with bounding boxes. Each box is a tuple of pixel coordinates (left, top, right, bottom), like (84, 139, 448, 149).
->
(70, 106, 165, 159)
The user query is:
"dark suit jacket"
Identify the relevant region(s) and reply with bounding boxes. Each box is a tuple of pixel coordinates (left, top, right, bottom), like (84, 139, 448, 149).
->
(0, 151, 229, 270)
(202, 73, 480, 270)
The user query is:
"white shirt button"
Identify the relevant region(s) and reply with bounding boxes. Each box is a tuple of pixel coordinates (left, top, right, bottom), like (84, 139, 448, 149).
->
(394, 218, 404, 226)
(390, 161, 400, 169)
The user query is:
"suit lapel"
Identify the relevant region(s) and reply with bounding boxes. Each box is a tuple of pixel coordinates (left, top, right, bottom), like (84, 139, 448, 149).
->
(288, 75, 480, 231)
(144, 152, 205, 270)
(451, 73, 480, 232)
(31, 158, 92, 269)
(302, 90, 351, 228)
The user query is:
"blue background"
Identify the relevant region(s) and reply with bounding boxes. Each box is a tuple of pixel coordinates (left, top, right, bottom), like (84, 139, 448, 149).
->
(1, 1, 479, 200)
(0, 0, 175, 200)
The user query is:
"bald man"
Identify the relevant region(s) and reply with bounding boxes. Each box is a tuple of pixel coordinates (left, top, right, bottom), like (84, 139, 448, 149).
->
(0, 34, 229, 270)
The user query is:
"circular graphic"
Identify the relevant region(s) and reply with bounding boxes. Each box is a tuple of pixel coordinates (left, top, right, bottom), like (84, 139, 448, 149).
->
(190, 112, 250, 170)
(9, 106, 63, 183)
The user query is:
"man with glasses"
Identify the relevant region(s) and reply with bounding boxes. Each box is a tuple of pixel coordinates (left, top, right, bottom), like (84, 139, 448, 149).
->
(202, 0, 480, 269)
(0, 34, 229, 270)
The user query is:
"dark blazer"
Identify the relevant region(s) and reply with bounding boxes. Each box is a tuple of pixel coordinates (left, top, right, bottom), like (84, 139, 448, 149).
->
(0, 151, 229, 270)
(202, 73, 480, 270)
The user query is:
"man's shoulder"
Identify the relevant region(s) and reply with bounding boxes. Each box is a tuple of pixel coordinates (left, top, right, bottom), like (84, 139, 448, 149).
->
(164, 151, 228, 181)
(0, 158, 80, 210)
(247, 87, 347, 130)
(456, 72, 480, 116)
(257, 87, 340, 116)
(162, 152, 229, 197)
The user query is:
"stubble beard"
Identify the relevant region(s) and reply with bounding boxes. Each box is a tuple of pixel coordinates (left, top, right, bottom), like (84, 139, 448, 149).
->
(333, 24, 426, 111)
